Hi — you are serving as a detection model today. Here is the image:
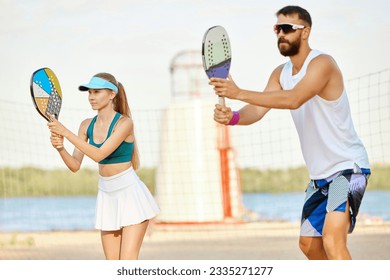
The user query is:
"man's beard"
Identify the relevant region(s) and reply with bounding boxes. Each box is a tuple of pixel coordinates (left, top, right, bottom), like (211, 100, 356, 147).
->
(278, 37, 300, 56)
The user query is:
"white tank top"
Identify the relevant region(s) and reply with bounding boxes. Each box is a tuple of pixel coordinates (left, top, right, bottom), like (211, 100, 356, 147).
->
(280, 49, 370, 179)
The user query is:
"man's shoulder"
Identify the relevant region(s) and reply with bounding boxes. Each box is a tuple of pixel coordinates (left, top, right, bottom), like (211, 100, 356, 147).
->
(310, 49, 334, 62)
(309, 52, 337, 70)
(274, 63, 288, 74)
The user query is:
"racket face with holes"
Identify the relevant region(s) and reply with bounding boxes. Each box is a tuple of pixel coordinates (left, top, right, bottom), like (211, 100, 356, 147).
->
(202, 25, 231, 79)
(30, 67, 62, 122)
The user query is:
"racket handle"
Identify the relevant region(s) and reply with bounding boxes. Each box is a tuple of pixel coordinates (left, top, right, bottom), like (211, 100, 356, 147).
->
(218, 96, 225, 107)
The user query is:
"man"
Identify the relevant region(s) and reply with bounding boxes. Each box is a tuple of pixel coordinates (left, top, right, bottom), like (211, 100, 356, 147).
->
(209, 5, 370, 260)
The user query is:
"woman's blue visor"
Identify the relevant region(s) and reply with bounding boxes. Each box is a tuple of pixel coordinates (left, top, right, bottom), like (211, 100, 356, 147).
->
(79, 77, 118, 94)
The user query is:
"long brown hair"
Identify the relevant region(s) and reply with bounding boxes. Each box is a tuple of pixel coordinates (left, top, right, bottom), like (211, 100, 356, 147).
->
(93, 73, 140, 170)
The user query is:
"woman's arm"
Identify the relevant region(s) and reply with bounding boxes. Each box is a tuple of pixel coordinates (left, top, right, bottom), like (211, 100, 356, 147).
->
(48, 115, 133, 163)
(49, 120, 88, 172)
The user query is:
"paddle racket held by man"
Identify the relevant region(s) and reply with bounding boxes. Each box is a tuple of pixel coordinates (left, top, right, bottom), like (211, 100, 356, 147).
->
(202, 25, 232, 107)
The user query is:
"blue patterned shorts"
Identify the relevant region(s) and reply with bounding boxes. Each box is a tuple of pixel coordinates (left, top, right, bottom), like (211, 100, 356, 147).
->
(300, 168, 370, 237)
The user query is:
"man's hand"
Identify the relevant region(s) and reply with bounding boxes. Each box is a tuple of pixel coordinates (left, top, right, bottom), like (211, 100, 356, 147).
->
(214, 104, 233, 125)
(209, 75, 241, 100)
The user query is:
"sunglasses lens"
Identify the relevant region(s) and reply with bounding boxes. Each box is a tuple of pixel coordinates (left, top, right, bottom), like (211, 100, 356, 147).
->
(274, 24, 294, 34)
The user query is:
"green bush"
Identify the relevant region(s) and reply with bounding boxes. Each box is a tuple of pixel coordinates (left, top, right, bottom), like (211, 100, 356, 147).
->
(0, 165, 387, 197)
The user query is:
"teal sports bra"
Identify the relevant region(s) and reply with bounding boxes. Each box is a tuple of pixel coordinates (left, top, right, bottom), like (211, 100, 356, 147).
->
(87, 112, 134, 164)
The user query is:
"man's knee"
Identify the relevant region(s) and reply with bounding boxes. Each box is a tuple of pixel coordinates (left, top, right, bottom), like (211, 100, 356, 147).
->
(299, 237, 328, 260)
(322, 233, 351, 259)
(299, 237, 310, 255)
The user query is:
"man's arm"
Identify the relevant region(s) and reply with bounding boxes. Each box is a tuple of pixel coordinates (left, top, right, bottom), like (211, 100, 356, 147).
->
(237, 65, 284, 124)
(210, 55, 338, 109)
(214, 65, 284, 125)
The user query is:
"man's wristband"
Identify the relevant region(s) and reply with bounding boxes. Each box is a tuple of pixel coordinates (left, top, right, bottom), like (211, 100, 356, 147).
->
(228, 111, 240, 125)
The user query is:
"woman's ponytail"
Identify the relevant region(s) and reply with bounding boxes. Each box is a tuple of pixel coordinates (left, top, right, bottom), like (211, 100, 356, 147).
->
(94, 73, 141, 170)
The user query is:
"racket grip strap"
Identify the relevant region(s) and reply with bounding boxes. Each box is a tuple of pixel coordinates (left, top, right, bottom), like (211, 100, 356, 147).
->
(228, 111, 240, 126)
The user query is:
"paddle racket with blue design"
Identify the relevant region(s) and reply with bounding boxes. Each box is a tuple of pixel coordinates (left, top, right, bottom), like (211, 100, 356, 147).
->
(202, 25, 232, 106)
(30, 67, 62, 122)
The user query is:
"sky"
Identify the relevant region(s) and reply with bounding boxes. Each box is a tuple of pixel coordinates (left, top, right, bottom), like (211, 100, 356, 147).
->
(0, 0, 389, 168)
(0, 0, 389, 111)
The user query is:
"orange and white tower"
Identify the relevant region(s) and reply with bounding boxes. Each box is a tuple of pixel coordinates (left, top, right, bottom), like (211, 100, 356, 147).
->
(155, 51, 242, 223)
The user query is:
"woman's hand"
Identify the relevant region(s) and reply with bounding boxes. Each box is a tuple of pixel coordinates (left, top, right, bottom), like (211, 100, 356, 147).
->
(50, 132, 64, 150)
(47, 114, 68, 137)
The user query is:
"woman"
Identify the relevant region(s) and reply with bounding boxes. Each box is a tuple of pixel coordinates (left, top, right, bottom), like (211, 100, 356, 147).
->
(48, 72, 160, 260)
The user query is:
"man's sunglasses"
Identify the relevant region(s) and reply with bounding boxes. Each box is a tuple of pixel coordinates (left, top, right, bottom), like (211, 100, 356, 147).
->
(273, 23, 305, 34)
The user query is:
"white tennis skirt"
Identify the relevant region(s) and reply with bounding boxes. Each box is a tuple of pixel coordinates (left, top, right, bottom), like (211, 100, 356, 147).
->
(95, 166, 160, 231)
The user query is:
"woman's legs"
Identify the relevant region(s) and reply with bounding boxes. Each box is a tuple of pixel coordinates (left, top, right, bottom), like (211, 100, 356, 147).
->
(120, 220, 149, 260)
(100, 220, 149, 260)
(101, 230, 122, 260)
